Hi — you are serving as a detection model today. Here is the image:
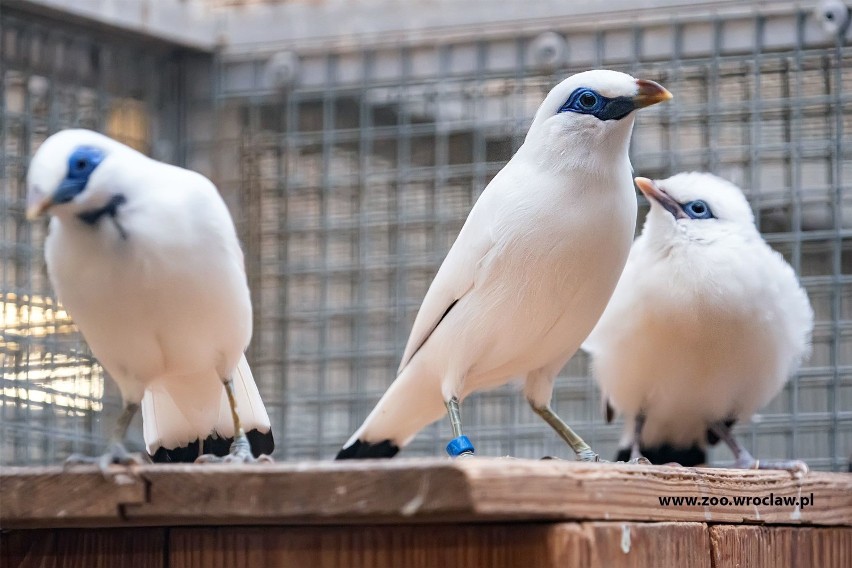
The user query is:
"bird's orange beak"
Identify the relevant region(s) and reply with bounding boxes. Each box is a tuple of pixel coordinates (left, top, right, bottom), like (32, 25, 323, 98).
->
(632, 79, 673, 109)
(635, 177, 686, 219)
(26, 196, 53, 221)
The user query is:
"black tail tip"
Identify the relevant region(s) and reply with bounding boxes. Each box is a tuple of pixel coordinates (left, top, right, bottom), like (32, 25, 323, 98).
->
(616, 443, 706, 467)
(149, 428, 275, 463)
(335, 439, 399, 460)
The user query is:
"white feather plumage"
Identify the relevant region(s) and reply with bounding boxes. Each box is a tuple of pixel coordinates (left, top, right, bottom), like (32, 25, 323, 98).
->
(142, 354, 270, 454)
(27, 129, 271, 457)
(343, 70, 670, 453)
(583, 172, 814, 454)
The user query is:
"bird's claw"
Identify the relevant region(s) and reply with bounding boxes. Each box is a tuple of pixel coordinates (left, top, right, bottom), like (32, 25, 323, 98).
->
(627, 456, 652, 465)
(195, 433, 274, 465)
(195, 452, 273, 464)
(736, 457, 809, 478)
(541, 450, 603, 462)
(545, 453, 651, 465)
(782, 460, 810, 478)
(603, 456, 654, 466)
(64, 443, 148, 481)
(575, 448, 601, 462)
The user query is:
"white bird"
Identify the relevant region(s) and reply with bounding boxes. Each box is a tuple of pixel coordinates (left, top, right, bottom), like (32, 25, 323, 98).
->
(337, 70, 672, 460)
(583, 172, 813, 471)
(26, 129, 274, 467)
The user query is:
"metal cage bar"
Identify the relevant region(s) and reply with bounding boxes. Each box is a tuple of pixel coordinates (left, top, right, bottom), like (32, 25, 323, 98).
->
(2, 2, 849, 470)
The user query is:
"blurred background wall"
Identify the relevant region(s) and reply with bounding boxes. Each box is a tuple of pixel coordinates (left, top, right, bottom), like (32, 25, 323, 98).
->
(1, 0, 850, 470)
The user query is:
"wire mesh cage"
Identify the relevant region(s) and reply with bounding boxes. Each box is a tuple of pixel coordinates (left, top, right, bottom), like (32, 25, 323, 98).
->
(1, 1, 850, 470)
(0, 7, 196, 463)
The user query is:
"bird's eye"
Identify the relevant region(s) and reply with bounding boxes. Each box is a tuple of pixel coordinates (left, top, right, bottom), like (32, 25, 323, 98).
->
(74, 158, 88, 171)
(557, 88, 606, 115)
(684, 200, 714, 220)
(579, 92, 598, 108)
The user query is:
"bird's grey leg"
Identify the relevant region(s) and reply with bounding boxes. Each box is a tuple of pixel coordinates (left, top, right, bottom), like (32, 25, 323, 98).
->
(112, 402, 138, 442)
(445, 397, 475, 458)
(196, 379, 273, 464)
(630, 414, 644, 461)
(529, 402, 599, 462)
(627, 414, 652, 465)
(709, 421, 808, 475)
(65, 402, 148, 476)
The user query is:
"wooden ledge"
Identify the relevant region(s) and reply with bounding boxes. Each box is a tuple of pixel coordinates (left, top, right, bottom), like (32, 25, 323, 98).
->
(1, 458, 850, 529)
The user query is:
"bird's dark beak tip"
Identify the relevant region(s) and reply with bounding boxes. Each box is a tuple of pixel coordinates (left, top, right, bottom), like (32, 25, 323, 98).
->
(635, 178, 684, 220)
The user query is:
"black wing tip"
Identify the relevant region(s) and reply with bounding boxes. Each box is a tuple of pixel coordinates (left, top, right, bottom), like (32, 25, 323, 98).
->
(616, 443, 707, 467)
(247, 428, 275, 456)
(150, 441, 201, 463)
(335, 439, 400, 460)
(149, 428, 276, 463)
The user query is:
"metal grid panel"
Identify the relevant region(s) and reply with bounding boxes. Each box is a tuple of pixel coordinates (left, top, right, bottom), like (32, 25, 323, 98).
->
(218, 9, 851, 469)
(0, 8, 194, 465)
(2, 3, 849, 471)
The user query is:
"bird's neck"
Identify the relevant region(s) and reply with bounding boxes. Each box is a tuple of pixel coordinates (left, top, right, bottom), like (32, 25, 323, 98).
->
(518, 141, 632, 183)
(520, 127, 634, 179)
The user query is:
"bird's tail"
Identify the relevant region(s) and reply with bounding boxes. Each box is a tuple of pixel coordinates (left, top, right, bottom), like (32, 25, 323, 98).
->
(615, 444, 707, 467)
(336, 361, 446, 459)
(143, 355, 275, 462)
(617, 419, 739, 466)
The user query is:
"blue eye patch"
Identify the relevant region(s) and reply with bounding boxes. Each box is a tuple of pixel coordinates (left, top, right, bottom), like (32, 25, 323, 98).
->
(557, 88, 636, 121)
(53, 146, 105, 205)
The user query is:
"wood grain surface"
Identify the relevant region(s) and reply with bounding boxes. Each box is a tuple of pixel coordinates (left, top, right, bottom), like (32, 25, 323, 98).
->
(709, 525, 852, 568)
(5, 523, 849, 568)
(1, 458, 850, 529)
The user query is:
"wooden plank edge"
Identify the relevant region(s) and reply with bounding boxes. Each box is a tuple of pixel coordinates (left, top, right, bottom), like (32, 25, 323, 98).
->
(1, 458, 850, 528)
(461, 459, 852, 526)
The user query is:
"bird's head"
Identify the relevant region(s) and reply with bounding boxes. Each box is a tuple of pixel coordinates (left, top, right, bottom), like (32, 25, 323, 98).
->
(524, 69, 671, 170)
(26, 129, 135, 222)
(635, 172, 757, 243)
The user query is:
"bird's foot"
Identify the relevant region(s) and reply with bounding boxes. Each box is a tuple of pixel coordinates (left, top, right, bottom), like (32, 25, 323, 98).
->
(575, 447, 602, 462)
(735, 457, 809, 477)
(64, 443, 149, 480)
(196, 432, 274, 465)
(623, 449, 652, 465)
(536, 449, 604, 462)
(626, 456, 652, 465)
(543, 454, 633, 464)
(574, 456, 652, 465)
(543, 450, 651, 465)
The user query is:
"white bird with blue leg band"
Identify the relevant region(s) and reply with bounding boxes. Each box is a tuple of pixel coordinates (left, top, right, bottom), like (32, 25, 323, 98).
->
(336, 69, 673, 461)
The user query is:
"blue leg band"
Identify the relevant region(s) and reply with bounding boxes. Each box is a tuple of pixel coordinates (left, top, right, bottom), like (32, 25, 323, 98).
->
(446, 435, 475, 457)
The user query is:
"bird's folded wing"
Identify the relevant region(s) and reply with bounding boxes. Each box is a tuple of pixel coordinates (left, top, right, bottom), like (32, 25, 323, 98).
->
(397, 204, 498, 374)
